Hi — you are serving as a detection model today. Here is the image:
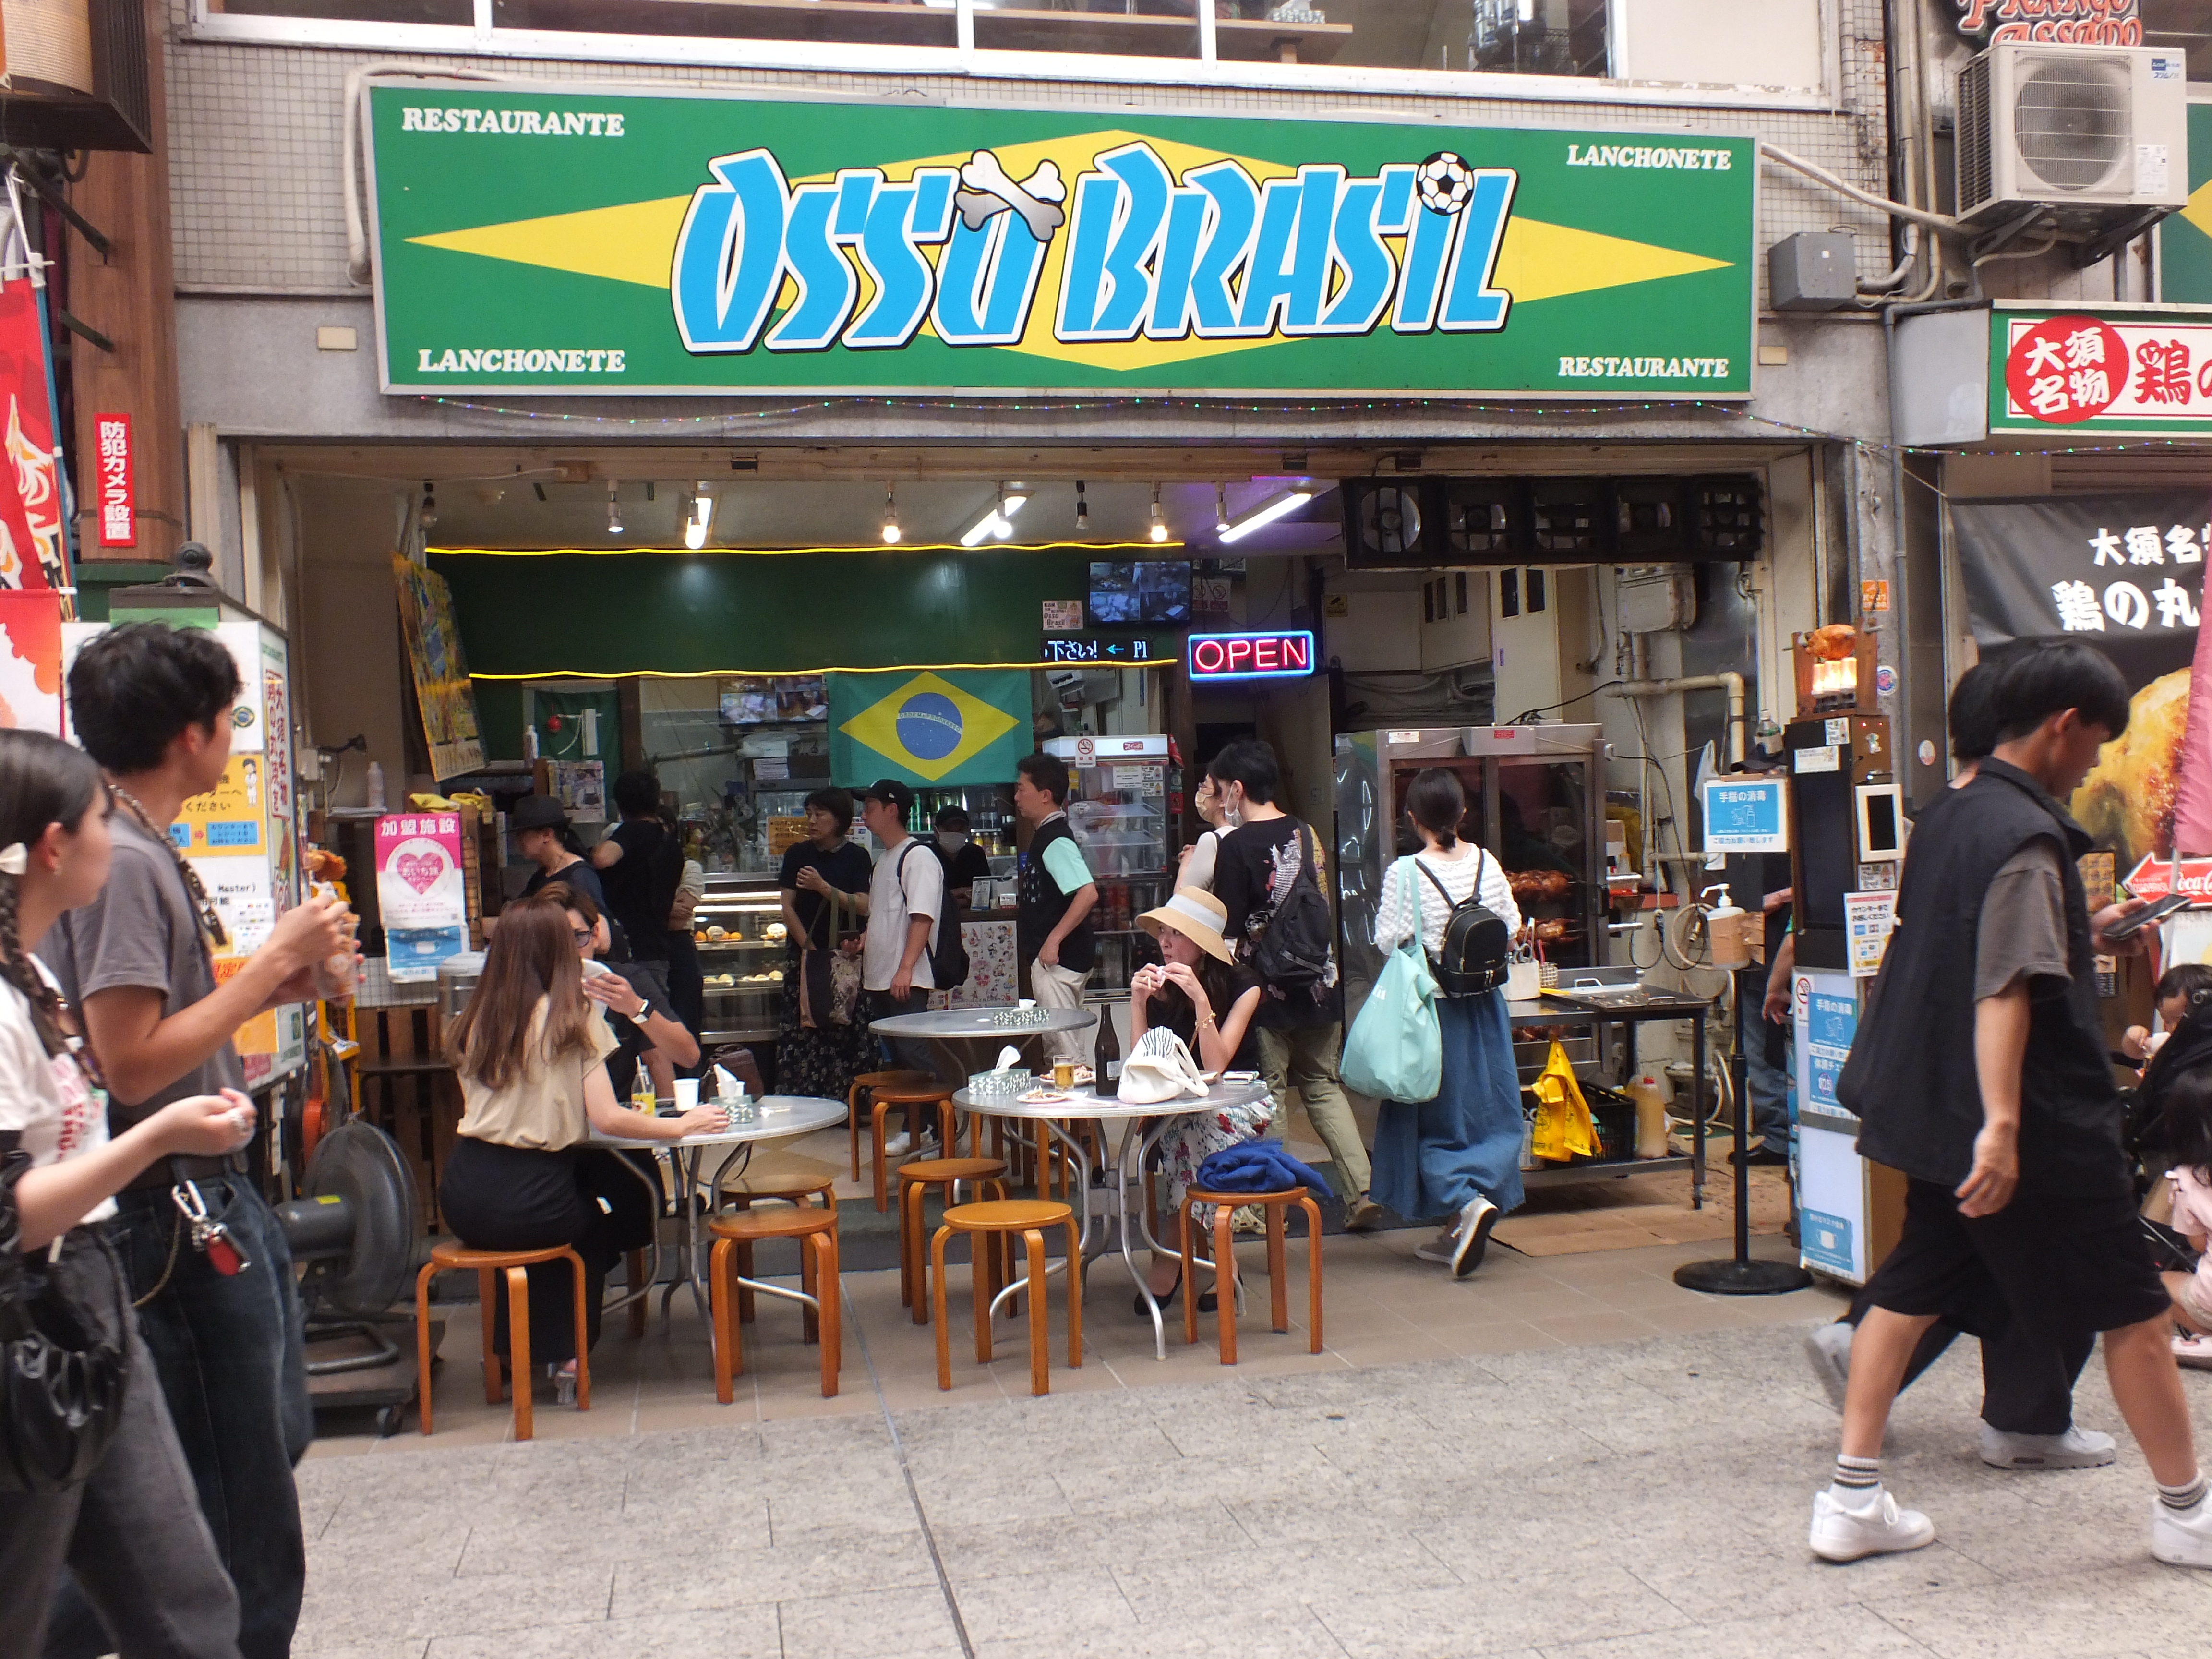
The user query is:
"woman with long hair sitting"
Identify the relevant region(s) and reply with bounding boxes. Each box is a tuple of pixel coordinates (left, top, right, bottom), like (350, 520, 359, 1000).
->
(0, 730, 253, 1656)
(439, 896, 724, 1400)
(1128, 886, 1273, 1309)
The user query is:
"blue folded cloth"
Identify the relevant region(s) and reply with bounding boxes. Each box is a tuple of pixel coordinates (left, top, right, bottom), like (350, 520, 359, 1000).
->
(1193, 1144, 1333, 1195)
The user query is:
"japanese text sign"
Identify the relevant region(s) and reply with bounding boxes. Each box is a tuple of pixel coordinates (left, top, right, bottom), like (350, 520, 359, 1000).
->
(1700, 776, 1789, 854)
(1993, 309, 2212, 437)
(94, 414, 132, 548)
(375, 811, 469, 981)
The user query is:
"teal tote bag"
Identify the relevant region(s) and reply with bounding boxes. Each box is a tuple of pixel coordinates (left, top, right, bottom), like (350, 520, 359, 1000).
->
(1341, 861, 1443, 1104)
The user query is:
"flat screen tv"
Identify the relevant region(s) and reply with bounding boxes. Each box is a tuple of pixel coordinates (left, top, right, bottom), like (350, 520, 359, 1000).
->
(1088, 560, 1191, 625)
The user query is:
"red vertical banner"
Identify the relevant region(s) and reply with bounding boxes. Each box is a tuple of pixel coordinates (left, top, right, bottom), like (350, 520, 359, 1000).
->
(0, 275, 67, 590)
(0, 588, 64, 733)
(95, 413, 132, 548)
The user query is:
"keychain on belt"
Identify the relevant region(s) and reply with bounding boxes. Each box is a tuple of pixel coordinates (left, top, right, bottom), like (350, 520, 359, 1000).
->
(173, 1181, 251, 1276)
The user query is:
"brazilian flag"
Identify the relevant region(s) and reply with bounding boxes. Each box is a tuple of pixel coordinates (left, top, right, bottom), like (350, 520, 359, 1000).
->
(828, 669, 1031, 788)
(2163, 104, 2212, 303)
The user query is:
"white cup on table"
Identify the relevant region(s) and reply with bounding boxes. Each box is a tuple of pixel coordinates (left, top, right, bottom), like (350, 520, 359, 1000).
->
(673, 1077, 699, 1111)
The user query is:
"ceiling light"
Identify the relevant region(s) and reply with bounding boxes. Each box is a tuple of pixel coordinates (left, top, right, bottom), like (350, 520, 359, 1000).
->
(1214, 483, 1229, 533)
(420, 481, 437, 530)
(1075, 481, 1088, 532)
(1218, 484, 1316, 545)
(683, 483, 713, 550)
(1149, 484, 1168, 544)
(959, 482, 1030, 547)
(606, 480, 624, 536)
(882, 485, 901, 545)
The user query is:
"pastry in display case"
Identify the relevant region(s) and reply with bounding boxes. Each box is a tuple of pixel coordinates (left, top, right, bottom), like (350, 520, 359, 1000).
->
(691, 876, 787, 1044)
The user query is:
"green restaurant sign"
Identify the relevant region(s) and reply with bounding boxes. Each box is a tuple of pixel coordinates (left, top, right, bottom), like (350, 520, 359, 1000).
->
(366, 86, 1755, 399)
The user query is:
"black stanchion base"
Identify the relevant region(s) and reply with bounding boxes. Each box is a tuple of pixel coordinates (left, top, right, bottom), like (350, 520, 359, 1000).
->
(1672, 1257, 1815, 1296)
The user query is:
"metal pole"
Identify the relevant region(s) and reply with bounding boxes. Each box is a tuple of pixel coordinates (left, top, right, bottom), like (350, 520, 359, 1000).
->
(1674, 987, 1811, 1296)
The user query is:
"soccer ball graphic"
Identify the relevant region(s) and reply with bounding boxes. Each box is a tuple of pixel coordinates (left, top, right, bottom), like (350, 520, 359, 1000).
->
(1417, 151, 1475, 216)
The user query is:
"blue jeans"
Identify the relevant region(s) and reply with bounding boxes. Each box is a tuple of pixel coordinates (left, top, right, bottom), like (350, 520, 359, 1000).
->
(45, 1174, 310, 1659)
(1739, 970, 1791, 1155)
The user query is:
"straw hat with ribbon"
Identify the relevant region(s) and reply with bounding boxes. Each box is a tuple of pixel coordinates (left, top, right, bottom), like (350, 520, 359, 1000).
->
(1136, 887, 1236, 963)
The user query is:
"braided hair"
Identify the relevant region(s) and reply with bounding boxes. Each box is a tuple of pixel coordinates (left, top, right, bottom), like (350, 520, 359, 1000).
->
(0, 730, 108, 1062)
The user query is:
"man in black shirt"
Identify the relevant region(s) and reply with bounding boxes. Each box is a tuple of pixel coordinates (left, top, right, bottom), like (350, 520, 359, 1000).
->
(1810, 640, 2211, 1570)
(1206, 738, 1377, 1230)
(591, 769, 680, 1027)
(931, 805, 994, 911)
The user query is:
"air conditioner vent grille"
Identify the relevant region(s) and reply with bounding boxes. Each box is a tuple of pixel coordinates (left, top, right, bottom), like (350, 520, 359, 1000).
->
(2012, 54, 2131, 194)
(1958, 56, 1994, 217)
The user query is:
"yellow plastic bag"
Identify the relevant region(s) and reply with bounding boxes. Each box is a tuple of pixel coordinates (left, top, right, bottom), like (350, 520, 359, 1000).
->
(1528, 1040, 1599, 1163)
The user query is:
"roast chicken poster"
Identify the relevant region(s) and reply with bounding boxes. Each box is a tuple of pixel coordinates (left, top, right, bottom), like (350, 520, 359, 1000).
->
(1950, 492, 2203, 871)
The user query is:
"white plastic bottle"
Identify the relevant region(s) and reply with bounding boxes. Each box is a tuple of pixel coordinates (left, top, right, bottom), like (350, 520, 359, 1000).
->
(365, 761, 387, 811)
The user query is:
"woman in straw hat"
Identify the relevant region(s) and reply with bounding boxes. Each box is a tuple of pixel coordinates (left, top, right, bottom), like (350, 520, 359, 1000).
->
(1129, 886, 1275, 1308)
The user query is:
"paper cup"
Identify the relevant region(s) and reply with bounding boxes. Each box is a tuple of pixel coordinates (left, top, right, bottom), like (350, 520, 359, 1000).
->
(673, 1078, 699, 1110)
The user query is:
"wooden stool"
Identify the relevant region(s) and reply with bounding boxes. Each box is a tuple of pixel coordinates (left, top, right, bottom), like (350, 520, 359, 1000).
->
(414, 1242, 591, 1440)
(848, 1070, 932, 1182)
(931, 1199, 1082, 1396)
(709, 1206, 842, 1400)
(868, 1082, 958, 1212)
(713, 1154, 840, 1325)
(897, 1157, 1010, 1322)
(1180, 1186, 1324, 1365)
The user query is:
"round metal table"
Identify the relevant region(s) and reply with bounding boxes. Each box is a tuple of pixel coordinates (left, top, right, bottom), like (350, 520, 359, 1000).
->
(869, 1004, 1096, 1084)
(953, 1078, 1272, 1359)
(592, 1094, 845, 1329)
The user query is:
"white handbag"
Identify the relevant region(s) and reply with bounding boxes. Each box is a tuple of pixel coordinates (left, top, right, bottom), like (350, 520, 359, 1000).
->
(1117, 1025, 1210, 1105)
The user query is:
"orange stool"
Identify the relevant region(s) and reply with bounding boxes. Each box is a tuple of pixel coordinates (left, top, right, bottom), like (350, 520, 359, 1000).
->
(931, 1199, 1082, 1396)
(896, 1157, 1010, 1321)
(714, 1160, 839, 1325)
(1179, 1186, 1324, 1364)
(847, 1070, 933, 1182)
(709, 1206, 842, 1400)
(867, 1081, 958, 1212)
(414, 1242, 592, 1440)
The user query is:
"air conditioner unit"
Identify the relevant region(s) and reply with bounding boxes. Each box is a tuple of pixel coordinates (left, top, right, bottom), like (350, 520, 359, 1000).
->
(1955, 43, 2188, 229)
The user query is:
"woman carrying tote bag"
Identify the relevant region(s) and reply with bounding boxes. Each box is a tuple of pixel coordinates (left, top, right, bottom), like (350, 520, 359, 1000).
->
(1368, 768, 1525, 1280)
(0, 730, 252, 1657)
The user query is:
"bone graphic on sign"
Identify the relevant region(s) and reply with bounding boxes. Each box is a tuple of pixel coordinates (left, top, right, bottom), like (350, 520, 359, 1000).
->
(954, 152, 1067, 240)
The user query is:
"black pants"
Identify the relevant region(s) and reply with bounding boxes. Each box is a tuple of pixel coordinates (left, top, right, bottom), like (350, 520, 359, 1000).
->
(1844, 1269, 2095, 1436)
(438, 1138, 631, 1365)
(665, 932, 705, 1061)
(867, 986, 933, 1076)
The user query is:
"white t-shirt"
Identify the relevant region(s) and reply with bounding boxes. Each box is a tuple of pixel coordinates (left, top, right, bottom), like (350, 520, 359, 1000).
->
(0, 958, 113, 1223)
(863, 835, 943, 992)
(1373, 845, 1521, 958)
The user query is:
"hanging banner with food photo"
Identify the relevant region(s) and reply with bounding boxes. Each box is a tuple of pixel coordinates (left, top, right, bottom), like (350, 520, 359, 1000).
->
(1949, 491, 2203, 876)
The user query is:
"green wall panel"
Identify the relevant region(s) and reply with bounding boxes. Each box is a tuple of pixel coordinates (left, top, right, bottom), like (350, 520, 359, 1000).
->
(427, 547, 1094, 679)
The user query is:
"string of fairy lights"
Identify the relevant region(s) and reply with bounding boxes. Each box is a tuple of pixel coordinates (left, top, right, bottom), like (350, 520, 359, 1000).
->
(411, 392, 2212, 463)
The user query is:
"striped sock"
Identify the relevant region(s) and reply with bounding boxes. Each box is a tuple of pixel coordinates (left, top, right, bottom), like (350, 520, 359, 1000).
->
(2158, 1471, 2209, 1513)
(1831, 1454, 1881, 1498)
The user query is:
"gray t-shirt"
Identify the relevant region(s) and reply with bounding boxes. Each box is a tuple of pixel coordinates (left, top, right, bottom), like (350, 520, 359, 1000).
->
(38, 813, 247, 1131)
(1974, 837, 2072, 1002)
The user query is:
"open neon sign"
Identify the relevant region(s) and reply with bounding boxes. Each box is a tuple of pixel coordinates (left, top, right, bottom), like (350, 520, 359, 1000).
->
(1187, 630, 1316, 681)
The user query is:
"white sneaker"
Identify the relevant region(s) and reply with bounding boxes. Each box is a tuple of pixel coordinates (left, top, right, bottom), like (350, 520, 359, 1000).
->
(1412, 1229, 1458, 1264)
(1806, 1322, 1852, 1413)
(1450, 1196, 1499, 1279)
(2174, 1331, 2212, 1370)
(2152, 1498, 2212, 1568)
(1809, 1488, 1935, 1563)
(1979, 1423, 2116, 1470)
(884, 1132, 913, 1158)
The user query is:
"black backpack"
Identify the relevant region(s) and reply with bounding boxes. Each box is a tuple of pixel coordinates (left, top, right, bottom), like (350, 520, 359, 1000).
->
(1415, 851, 1512, 997)
(1249, 822, 1335, 995)
(895, 842, 970, 989)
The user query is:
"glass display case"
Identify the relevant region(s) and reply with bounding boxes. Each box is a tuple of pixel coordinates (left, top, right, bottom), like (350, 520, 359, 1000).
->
(1042, 735, 1177, 998)
(688, 875, 787, 1045)
(1334, 724, 1606, 1014)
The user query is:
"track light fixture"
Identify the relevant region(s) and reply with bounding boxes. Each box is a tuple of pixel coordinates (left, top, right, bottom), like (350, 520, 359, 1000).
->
(1075, 481, 1088, 532)
(1214, 483, 1229, 533)
(1149, 484, 1168, 543)
(960, 481, 1030, 547)
(606, 480, 624, 536)
(684, 483, 713, 550)
(420, 481, 437, 531)
(882, 485, 901, 545)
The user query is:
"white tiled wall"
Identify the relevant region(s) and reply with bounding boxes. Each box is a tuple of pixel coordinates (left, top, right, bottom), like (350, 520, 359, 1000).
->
(164, 0, 1899, 303)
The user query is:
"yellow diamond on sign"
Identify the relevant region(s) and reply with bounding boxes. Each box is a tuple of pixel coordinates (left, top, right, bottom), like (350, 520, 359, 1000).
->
(838, 672, 1022, 782)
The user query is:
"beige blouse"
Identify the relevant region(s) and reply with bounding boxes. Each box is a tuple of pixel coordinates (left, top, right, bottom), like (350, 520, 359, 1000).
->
(455, 997, 620, 1151)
